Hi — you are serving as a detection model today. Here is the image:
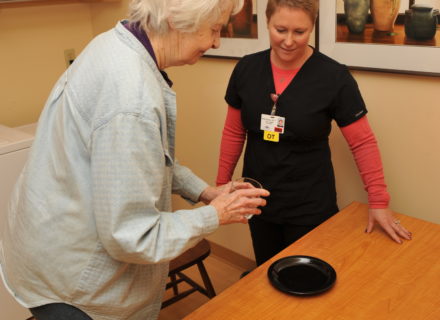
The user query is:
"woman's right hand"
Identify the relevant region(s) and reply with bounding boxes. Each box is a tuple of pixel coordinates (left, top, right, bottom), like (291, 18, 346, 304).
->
(209, 184, 269, 225)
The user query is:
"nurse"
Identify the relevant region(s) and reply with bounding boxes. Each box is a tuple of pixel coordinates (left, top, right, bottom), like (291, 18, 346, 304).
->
(216, 0, 412, 267)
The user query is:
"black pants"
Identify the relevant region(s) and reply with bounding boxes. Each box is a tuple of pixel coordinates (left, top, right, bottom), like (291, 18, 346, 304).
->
(30, 303, 92, 320)
(249, 216, 319, 266)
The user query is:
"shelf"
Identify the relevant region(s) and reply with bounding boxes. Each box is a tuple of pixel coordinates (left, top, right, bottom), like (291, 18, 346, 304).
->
(337, 23, 440, 47)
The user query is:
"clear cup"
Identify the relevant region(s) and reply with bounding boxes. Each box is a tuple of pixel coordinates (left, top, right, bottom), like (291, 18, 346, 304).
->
(230, 177, 263, 219)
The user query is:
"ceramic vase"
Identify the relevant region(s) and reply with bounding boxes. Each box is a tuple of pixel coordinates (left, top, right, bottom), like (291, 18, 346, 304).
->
(370, 0, 401, 32)
(231, 0, 253, 37)
(344, 0, 371, 34)
(405, 4, 439, 40)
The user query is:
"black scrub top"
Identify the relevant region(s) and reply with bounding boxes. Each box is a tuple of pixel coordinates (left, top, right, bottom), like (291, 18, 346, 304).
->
(225, 48, 367, 225)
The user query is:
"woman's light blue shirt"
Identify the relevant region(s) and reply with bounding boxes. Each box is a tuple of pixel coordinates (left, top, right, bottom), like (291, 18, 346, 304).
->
(0, 22, 218, 320)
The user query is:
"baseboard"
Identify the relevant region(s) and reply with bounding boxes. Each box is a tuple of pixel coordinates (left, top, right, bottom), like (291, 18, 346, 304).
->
(207, 241, 256, 271)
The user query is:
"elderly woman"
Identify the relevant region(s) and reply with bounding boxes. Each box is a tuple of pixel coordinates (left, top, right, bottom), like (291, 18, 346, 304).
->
(0, 0, 269, 319)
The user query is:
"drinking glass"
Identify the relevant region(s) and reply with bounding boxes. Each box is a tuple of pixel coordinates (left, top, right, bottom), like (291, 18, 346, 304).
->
(230, 177, 263, 219)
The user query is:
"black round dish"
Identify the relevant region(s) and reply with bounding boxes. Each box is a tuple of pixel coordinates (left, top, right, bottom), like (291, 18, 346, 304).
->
(267, 255, 336, 296)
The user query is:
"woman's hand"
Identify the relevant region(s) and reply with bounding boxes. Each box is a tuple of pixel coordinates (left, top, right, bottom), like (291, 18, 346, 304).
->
(366, 208, 412, 244)
(200, 183, 270, 225)
(199, 183, 232, 204)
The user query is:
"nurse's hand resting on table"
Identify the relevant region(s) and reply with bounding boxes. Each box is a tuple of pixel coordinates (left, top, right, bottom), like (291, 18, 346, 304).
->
(199, 183, 269, 225)
(366, 208, 412, 244)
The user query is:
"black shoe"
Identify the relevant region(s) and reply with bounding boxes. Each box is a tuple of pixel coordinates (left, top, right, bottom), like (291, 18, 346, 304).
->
(240, 270, 252, 279)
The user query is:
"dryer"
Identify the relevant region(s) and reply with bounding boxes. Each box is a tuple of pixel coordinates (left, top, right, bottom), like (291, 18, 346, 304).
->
(0, 123, 36, 319)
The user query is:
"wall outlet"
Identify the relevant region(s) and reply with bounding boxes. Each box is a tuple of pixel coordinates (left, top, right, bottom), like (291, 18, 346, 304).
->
(64, 48, 76, 67)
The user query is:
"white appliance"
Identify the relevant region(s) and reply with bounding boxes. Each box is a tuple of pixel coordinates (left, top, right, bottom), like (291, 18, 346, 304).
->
(0, 123, 37, 320)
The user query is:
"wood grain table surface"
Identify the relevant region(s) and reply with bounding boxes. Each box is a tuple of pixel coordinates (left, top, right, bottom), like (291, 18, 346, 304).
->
(184, 202, 440, 320)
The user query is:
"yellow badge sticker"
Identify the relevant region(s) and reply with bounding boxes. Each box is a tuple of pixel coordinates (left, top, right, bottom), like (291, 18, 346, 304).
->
(264, 130, 279, 142)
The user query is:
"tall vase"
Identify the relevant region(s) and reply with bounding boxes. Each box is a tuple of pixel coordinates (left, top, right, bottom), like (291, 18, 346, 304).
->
(344, 0, 371, 34)
(231, 0, 253, 37)
(370, 0, 401, 32)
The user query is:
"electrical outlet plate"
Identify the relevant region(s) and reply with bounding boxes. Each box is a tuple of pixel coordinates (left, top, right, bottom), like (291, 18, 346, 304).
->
(64, 48, 76, 67)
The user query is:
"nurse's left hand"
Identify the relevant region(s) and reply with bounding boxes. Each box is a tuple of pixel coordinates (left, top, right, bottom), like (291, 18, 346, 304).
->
(366, 208, 412, 244)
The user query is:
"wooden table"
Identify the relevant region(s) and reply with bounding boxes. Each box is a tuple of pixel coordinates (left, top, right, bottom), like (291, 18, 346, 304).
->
(184, 202, 440, 320)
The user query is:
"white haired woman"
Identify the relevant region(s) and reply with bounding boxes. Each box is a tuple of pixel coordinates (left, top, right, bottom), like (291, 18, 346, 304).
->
(0, 0, 269, 319)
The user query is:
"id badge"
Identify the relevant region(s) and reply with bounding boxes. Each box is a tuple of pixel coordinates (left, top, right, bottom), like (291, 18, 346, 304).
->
(260, 114, 285, 133)
(261, 114, 285, 142)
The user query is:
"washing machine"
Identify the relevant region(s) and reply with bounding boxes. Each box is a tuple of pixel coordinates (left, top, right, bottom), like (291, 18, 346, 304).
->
(0, 123, 36, 319)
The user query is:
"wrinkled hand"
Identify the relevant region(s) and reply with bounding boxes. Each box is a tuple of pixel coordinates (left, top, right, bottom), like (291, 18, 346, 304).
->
(366, 208, 412, 244)
(201, 183, 269, 225)
(199, 183, 232, 205)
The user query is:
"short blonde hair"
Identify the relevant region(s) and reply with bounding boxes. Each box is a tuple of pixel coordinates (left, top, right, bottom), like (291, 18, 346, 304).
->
(129, 0, 244, 34)
(266, 0, 319, 24)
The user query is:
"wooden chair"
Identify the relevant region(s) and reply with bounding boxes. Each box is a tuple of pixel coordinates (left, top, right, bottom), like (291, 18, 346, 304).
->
(161, 239, 216, 309)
